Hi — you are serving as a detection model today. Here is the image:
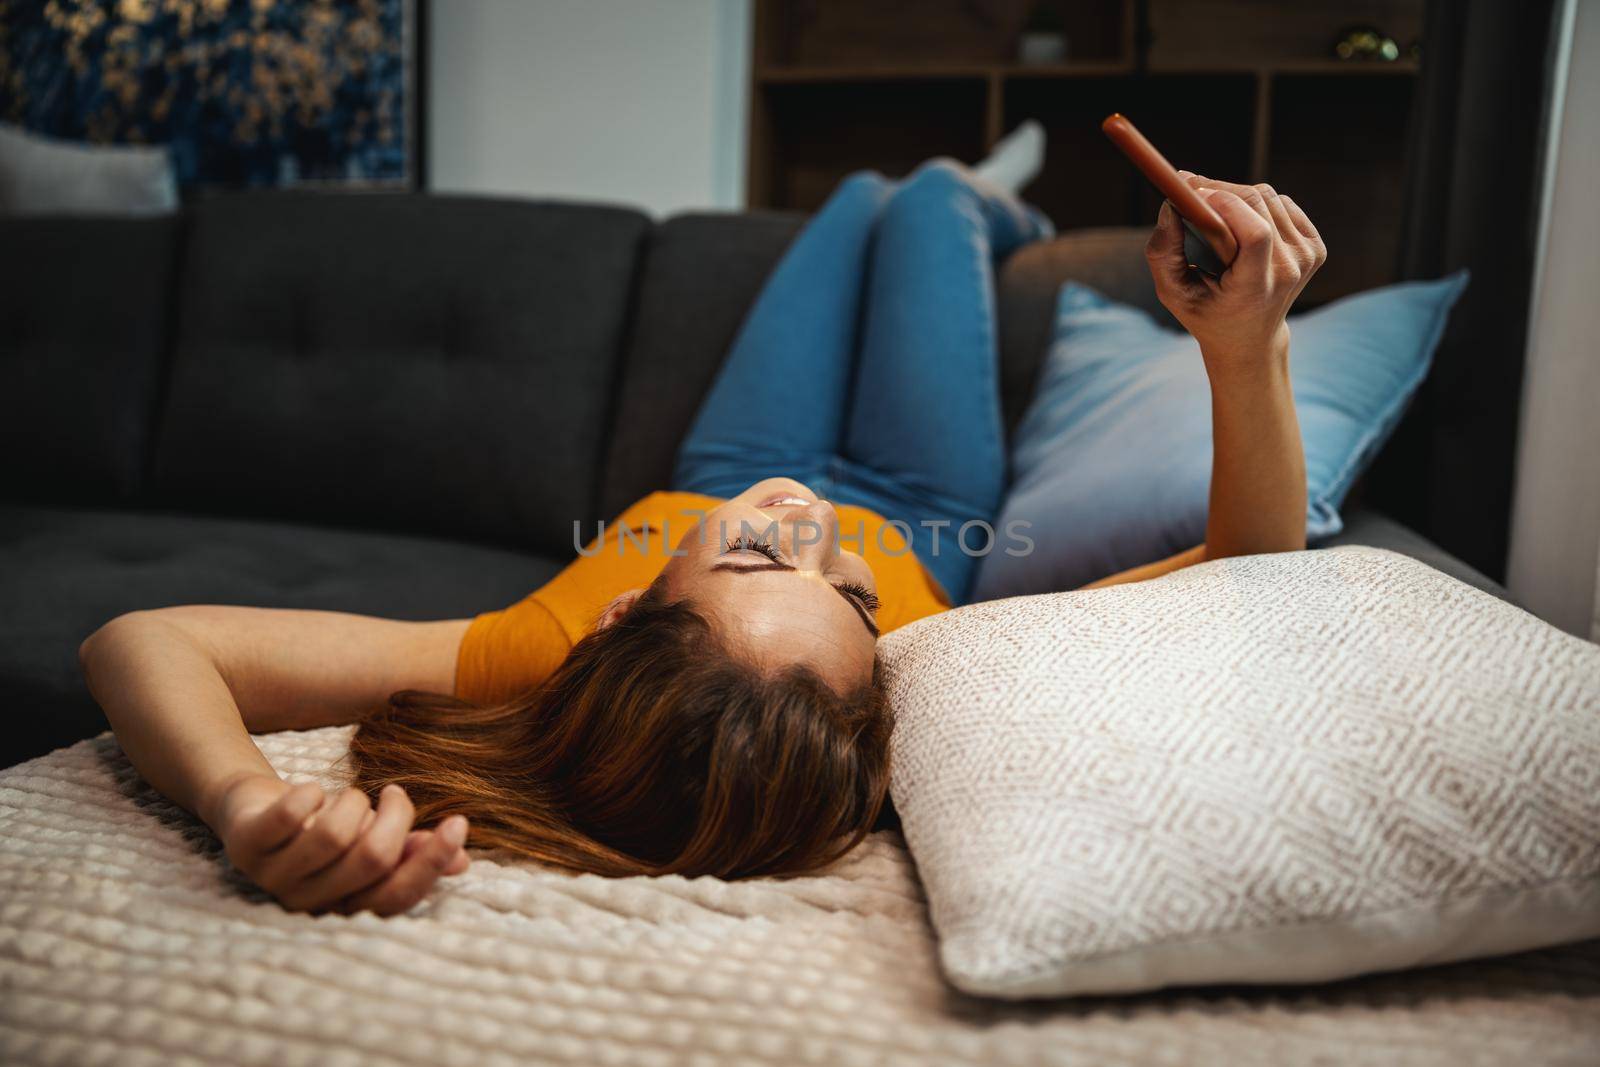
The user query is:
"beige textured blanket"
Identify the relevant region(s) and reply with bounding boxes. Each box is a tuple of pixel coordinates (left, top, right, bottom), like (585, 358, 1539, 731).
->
(2, 726, 1598, 1066)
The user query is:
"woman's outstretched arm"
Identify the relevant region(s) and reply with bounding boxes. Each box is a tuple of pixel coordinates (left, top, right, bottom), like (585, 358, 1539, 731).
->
(1086, 173, 1325, 589)
(79, 606, 472, 913)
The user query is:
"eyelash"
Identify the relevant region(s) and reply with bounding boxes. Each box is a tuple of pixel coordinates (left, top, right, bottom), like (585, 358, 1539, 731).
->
(725, 535, 783, 562)
(836, 581, 881, 614)
(723, 536, 880, 614)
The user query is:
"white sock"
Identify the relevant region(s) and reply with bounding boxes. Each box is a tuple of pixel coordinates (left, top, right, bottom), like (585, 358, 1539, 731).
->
(973, 120, 1045, 194)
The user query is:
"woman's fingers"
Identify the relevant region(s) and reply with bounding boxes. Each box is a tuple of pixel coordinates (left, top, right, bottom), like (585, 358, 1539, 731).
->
(1144, 200, 1187, 273)
(1150, 172, 1323, 354)
(258, 786, 372, 885)
(1252, 184, 1301, 247)
(1281, 196, 1327, 266)
(1196, 188, 1274, 282)
(403, 829, 470, 874)
(290, 785, 415, 909)
(1279, 194, 1318, 239)
(1253, 187, 1319, 280)
(223, 784, 468, 915)
(1144, 200, 1209, 302)
(341, 816, 470, 916)
(1181, 171, 1273, 226)
(225, 781, 325, 865)
(1186, 172, 1324, 273)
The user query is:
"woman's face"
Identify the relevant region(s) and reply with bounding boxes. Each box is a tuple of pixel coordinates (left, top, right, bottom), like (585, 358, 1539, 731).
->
(655, 478, 880, 692)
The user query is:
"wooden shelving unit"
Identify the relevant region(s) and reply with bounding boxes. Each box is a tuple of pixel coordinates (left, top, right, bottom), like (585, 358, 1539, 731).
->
(747, 0, 1425, 305)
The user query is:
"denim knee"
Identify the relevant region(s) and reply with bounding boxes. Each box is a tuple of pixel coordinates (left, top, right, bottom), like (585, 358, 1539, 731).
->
(874, 163, 978, 241)
(836, 170, 894, 201)
(891, 160, 975, 207)
(906, 158, 971, 188)
(885, 157, 1046, 252)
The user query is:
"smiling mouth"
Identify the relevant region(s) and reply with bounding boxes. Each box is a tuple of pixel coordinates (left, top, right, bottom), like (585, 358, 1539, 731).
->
(757, 495, 814, 508)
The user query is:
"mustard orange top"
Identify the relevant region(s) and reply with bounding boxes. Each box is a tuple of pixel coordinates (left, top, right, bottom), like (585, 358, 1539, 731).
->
(455, 492, 950, 705)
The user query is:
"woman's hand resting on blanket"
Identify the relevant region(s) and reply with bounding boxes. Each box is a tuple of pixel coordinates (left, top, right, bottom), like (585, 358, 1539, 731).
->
(1145, 173, 1326, 375)
(209, 775, 469, 915)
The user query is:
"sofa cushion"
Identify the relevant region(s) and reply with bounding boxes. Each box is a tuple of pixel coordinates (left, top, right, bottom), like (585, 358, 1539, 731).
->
(996, 227, 1174, 439)
(0, 214, 180, 502)
(151, 194, 650, 556)
(0, 124, 178, 216)
(974, 275, 1468, 598)
(0, 504, 565, 768)
(1317, 508, 1513, 604)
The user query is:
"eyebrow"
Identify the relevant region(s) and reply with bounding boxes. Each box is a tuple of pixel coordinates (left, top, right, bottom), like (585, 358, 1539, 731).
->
(711, 561, 880, 638)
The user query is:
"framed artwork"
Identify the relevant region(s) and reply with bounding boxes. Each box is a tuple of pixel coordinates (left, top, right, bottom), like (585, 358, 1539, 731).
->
(0, 0, 423, 189)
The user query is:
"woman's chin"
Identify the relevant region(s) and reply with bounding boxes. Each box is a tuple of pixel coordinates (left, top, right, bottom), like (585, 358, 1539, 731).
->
(737, 476, 819, 508)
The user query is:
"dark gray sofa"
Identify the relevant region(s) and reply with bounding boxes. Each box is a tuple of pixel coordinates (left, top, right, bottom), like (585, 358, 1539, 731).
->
(0, 195, 1506, 768)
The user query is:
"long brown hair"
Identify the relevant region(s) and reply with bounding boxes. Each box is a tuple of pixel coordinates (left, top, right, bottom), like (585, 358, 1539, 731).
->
(347, 586, 893, 878)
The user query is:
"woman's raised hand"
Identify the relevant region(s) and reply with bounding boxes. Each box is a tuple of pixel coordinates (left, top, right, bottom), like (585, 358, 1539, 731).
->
(210, 775, 469, 915)
(1144, 172, 1327, 372)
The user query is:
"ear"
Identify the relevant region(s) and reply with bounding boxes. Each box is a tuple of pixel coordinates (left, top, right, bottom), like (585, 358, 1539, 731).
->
(595, 588, 647, 630)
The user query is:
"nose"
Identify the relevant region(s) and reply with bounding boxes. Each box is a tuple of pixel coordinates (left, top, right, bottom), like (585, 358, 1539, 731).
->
(783, 499, 839, 569)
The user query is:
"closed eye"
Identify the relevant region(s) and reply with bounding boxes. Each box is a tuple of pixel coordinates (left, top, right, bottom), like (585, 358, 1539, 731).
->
(707, 559, 881, 638)
(833, 581, 880, 615)
(724, 535, 785, 564)
(831, 581, 880, 637)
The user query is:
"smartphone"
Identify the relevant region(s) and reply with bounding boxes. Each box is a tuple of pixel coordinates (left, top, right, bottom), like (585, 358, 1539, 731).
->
(1101, 113, 1236, 277)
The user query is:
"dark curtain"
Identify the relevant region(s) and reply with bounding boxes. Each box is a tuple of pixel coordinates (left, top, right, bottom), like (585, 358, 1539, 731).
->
(1369, 0, 1565, 582)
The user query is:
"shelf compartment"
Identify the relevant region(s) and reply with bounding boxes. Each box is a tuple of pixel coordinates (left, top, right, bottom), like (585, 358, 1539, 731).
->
(1147, 0, 1424, 69)
(756, 78, 990, 212)
(758, 0, 1131, 71)
(1265, 72, 1417, 304)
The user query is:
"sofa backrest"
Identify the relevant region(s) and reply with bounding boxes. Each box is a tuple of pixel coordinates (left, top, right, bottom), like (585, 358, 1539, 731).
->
(0, 215, 181, 503)
(2, 196, 1177, 552)
(147, 194, 650, 557)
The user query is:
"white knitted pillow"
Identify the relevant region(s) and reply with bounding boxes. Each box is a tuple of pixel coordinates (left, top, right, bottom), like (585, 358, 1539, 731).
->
(882, 547, 1600, 998)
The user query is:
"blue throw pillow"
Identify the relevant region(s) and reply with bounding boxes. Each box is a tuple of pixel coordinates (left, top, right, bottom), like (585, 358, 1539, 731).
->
(972, 273, 1469, 599)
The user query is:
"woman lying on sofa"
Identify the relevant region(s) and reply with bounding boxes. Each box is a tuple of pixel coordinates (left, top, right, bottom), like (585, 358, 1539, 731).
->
(80, 138, 1325, 915)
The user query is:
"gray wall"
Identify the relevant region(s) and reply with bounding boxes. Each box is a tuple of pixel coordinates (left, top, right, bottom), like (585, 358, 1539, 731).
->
(428, 0, 750, 217)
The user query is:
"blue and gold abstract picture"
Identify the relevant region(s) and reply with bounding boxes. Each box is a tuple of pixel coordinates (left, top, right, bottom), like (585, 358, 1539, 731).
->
(0, 0, 415, 187)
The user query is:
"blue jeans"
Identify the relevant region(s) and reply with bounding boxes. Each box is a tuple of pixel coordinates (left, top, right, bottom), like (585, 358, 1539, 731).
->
(671, 160, 1051, 602)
